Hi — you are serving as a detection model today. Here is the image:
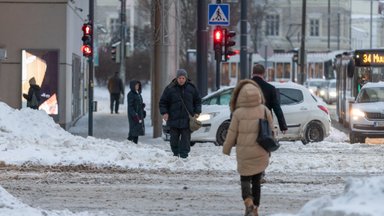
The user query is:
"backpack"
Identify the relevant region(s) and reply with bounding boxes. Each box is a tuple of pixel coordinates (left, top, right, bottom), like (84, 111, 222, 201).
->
(28, 91, 39, 108)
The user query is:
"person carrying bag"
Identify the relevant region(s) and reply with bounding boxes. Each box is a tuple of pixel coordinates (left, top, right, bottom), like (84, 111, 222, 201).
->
(257, 108, 280, 152)
(222, 79, 273, 216)
(180, 96, 202, 132)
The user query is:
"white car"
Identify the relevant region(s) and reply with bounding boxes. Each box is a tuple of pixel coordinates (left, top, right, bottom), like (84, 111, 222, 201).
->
(349, 82, 384, 143)
(189, 82, 331, 146)
(304, 78, 328, 97)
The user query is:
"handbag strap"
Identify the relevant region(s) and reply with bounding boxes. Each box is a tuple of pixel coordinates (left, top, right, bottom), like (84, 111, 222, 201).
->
(179, 95, 193, 117)
(262, 107, 268, 119)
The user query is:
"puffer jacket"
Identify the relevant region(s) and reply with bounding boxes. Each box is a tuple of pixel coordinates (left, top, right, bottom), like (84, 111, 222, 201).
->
(159, 78, 201, 129)
(223, 79, 273, 176)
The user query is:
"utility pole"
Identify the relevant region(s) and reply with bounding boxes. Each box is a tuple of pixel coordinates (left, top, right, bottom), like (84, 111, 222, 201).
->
(197, 0, 208, 97)
(240, 0, 248, 80)
(327, 0, 330, 50)
(370, 0, 373, 48)
(300, 0, 306, 84)
(88, 0, 94, 136)
(120, 0, 126, 104)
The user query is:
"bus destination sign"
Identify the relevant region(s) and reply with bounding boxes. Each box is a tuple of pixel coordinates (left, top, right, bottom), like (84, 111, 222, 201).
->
(354, 49, 384, 67)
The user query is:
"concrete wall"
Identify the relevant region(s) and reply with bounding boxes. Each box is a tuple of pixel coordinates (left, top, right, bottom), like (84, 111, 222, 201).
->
(0, 0, 88, 128)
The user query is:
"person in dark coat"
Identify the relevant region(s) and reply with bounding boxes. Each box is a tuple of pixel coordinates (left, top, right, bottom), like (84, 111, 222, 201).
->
(127, 80, 145, 144)
(159, 69, 202, 159)
(251, 64, 288, 186)
(251, 64, 287, 133)
(108, 72, 124, 114)
(23, 77, 41, 110)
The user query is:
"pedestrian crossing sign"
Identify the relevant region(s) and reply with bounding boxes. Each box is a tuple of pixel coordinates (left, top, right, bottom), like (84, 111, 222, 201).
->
(208, 4, 230, 26)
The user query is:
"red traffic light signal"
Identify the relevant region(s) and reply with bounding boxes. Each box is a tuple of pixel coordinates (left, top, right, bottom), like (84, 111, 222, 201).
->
(81, 23, 92, 57)
(213, 26, 223, 61)
(214, 28, 223, 43)
(81, 45, 92, 57)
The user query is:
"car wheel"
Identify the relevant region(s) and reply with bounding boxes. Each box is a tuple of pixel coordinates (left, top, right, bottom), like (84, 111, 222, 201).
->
(216, 120, 231, 146)
(301, 121, 324, 144)
(349, 132, 365, 144)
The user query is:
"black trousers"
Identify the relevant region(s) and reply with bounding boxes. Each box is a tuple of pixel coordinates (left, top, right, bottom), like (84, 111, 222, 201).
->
(169, 127, 191, 158)
(240, 172, 263, 207)
(110, 93, 120, 113)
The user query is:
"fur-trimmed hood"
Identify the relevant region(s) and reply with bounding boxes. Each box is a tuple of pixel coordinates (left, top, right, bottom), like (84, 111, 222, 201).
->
(229, 79, 264, 113)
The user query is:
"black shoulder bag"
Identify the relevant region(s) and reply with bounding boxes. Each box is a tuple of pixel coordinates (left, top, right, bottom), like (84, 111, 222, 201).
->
(257, 108, 280, 152)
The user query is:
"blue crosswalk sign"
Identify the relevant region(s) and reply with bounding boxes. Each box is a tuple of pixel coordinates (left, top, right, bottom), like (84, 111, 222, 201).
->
(208, 4, 230, 26)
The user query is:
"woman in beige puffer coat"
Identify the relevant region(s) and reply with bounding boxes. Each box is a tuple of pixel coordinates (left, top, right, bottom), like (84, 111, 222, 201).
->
(223, 79, 274, 216)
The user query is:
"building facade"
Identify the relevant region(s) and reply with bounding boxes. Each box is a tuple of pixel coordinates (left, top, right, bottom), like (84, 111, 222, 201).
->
(0, 0, 89, 129)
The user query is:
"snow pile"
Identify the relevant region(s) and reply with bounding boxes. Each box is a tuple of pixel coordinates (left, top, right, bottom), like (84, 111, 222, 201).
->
(273, 176, 384, 216)
(0, 186, 96, 216)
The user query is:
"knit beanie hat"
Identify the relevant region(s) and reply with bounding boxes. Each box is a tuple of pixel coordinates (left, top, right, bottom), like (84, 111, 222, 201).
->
(29, 77, 36, 85)
(176, 69, 188, 78)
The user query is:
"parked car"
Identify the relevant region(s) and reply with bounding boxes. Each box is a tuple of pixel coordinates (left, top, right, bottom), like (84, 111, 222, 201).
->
(349, 82, 384, 143)
(304, 78, 328, 97)
(163, 82, 331, 146)
(319, 79, 337, 104)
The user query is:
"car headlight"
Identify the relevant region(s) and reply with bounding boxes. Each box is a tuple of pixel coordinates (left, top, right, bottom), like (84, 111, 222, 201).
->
(329, 92, 337, 97)
(319, 90, 325, 96)
(197, 112, 218, 122)
(351, 108, 365, 120)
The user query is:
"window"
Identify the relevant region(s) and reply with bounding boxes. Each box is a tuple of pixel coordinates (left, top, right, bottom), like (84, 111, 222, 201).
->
(202, 89, 233, 105)
(310, 19, 320, 37)
(265, 15, 279, 36)
(279, 88, 304, 105)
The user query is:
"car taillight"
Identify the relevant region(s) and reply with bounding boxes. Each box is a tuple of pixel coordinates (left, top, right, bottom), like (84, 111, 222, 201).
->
(317, 105, 329, 115)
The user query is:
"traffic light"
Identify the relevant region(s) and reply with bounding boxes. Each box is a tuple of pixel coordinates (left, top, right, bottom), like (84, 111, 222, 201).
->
(81, 22, 92, 57)
(224, 29, 236, 61)
(111, 46, 117, 61)
(111, 42, 121, 63)
(213, 26, 223, 61)
(292, 50, 299, 63)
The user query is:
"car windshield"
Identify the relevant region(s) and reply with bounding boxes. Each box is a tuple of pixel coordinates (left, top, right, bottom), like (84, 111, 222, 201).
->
(357, 87, 384, 103)
(330, 82, 336, 88)
(202, 89, 232, 105)
(309, 81, 327, 88)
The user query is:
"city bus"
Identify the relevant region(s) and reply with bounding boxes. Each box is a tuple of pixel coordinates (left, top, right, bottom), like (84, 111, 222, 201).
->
(335, 49, 384, 127)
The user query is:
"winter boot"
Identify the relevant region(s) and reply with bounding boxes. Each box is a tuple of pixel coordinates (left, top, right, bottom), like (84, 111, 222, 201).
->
(244, 197, 254, 216)
(253, 206, 259, 216)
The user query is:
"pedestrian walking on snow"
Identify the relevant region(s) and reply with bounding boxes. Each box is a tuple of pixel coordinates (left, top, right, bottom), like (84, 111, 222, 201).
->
(159, 69, 201, 159)
(223, 79, 274, 216)
(108, 72, 124, 114)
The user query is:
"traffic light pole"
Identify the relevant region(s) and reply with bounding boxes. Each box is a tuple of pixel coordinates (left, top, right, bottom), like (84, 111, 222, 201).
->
(215, 0, 221, 91)
(215, 56, 220, 91)
(88, 0, 94, 136)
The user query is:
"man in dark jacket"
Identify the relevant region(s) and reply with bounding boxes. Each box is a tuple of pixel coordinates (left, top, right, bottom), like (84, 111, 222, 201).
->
(252, 64, 288, 133)
(23, 77, 41, 110)
(159, 69, 202, 159)
(108, 72, 124, 114)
